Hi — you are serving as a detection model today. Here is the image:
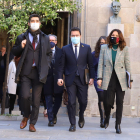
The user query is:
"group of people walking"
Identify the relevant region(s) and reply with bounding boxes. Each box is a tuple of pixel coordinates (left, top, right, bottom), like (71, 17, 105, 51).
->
(0, 14, 132, 134)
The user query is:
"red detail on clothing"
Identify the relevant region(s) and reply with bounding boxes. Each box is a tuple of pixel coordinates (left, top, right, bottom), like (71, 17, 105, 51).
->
(116, 38, 119, 43)
(32, 40, 35, 64)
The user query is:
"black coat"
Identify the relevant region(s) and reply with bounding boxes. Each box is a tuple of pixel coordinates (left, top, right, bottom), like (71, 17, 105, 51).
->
(58, 43, 95, 87)
(11, 30, 52, 83)
(43, 46, 64, 95)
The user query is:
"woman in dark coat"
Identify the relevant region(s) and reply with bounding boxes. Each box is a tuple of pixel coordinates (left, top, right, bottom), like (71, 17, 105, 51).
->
(92, 36, 107, 128)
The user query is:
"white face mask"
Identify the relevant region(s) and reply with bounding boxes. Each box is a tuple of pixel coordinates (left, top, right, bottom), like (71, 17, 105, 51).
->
(30, 23, 40, 31)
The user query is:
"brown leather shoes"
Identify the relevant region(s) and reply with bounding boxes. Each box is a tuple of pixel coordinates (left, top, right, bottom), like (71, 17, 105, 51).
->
(29, 124, 36, 132)
(20, 117, 29, 129)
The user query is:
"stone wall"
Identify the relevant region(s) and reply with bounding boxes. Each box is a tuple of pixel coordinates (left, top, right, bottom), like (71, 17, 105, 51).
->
(73, 0, 140, 117)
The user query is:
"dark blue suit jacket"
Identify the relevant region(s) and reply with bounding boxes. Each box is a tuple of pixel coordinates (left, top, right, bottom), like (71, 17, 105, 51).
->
(58, 43, 95, 87)
(43, 46, 64, 95)
(92, 51, 103, 92)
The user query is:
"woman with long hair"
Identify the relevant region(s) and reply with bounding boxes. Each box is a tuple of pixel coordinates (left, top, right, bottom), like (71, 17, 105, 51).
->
(97, 29, 133, 134)
(92, 36, 107, 128)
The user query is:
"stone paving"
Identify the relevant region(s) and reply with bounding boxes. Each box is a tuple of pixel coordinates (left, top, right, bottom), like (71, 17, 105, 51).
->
(0, 115, 139, 140)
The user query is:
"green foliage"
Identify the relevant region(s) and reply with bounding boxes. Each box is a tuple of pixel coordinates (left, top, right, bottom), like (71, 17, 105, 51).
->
(0, 0, 82, 42)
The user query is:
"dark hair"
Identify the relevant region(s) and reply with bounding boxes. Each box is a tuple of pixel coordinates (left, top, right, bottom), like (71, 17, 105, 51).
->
(94, 36, 107, 58)
(107, 29, 126, 51)
(28, 14, 41, 22)
(70, 27, 81, 35)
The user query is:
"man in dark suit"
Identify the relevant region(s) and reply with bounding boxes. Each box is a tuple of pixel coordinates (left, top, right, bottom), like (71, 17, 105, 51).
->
(58, 27, 94, 132)
(43, 34, 64, 127)
(11, 14, 52, 132)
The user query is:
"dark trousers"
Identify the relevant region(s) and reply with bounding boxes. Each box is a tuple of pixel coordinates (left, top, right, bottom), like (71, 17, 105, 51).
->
(97, 91, 104, 102)
(9, 94, 16, 113)
(0, 84, 3, 101)
(66, 76, 88, 125)
(20, 68, 43, 125)
(45, 93, 62, 121)
(104, 70, 125, 124)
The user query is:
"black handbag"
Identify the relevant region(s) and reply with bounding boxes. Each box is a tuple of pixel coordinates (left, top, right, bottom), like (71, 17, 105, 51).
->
(5, 92, 10, 108)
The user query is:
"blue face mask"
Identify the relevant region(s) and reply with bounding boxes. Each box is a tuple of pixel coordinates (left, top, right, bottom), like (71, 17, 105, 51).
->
(71, 37, 80, 45)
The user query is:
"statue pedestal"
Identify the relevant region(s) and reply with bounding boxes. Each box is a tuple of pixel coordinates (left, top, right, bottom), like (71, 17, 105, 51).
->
(107, 24, 124, 36)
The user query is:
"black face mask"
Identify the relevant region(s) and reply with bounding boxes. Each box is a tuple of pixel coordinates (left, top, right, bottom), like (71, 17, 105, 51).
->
(50, 42, 55, 48)
(110, 37, 119, 44)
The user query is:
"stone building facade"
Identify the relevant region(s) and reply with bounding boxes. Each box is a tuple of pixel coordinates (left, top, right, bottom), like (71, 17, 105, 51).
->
(73, 0, 140, 117)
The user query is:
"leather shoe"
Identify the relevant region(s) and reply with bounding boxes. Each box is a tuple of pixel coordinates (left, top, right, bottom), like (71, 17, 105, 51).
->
(20, 116, 30, 129)
(115, 124, 122, 134)
(29, 124, 36, 132)
(69, 125, 76, 132)
(104, 116, 110, 129)
(78, 117, 85, 128)
(53, 114, 57, 124)
(48, 121, 54, 127)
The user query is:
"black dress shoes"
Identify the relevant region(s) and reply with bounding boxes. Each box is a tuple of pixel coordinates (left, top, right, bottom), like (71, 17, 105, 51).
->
(48, 121, 54, 127)
(69, 125, 76, 132)
(53, 114, 57, 124)
(78, 117, 85, 128)
(104, 116, 110, 129)
(100, 119, 105, 128)
(115, 124, 122, 134)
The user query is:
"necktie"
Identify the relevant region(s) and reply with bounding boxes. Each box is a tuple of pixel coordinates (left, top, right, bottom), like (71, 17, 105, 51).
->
(75, 45, 78, 59)
(52, 50, 55, 64)
(74, 45, 79, 76)
(32, 40, 35, 65)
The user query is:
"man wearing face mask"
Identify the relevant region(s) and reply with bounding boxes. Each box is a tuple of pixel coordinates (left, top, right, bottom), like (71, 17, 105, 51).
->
(57, 27, 94, 132)
(11, 14, 52, 132)
(43, 36, 64, 127)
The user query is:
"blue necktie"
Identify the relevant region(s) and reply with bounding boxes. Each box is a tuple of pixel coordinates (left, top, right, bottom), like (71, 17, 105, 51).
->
(75, 45, 78, 59)
(75, 45, 79, 76)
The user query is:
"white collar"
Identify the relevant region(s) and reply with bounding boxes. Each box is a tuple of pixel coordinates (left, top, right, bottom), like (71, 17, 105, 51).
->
(72, 43, 80, 47)
(52, 47, 55, 51)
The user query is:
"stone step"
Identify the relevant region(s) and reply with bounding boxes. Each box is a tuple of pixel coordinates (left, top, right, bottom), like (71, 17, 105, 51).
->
(1, 105, 67, 116)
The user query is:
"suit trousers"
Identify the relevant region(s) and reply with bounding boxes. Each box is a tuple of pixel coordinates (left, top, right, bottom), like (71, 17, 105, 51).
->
(45, 93, 62, 121)
(104, 70, 125, 124)
(20, 67, 43, 125)
(66, 76, 88, 125)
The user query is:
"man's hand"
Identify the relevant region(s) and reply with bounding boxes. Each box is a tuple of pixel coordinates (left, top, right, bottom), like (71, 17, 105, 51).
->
(89, 78, 94, 85)
(130, 82, 132, 89)
(57, 79, 64, 86)
(97, 80, 102, 87)
(21, 39, 27, 48)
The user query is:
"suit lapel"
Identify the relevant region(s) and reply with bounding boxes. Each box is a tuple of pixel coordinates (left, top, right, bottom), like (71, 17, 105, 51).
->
(107, 47, 113, 66)
(115, 47, 122, 66)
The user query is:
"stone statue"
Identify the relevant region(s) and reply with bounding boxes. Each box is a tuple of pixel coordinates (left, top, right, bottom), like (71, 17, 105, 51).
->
(110, 0, 121, 24)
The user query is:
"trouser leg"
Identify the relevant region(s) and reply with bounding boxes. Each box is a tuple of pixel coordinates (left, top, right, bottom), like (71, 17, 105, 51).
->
(29, 69, 43, 125)
(9, 94, 16, 113)
(116, 82, 125, 124)
(20, 76, 32, 118)
(67, 82, 77, 125)
(53, 93, 63, 115)
(45, 95, 53, 121)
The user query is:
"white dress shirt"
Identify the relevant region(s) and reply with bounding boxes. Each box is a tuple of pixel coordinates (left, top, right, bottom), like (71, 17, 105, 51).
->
(52, 47, 55, 57)
(72, 43, 80, 58)
(29, 33, 40, 66)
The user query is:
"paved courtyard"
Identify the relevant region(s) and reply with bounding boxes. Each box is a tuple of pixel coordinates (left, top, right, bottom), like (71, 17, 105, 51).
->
(0, 115, 140, 140)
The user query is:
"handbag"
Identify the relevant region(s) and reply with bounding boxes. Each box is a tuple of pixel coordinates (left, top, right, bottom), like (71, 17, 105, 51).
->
(5, 92, 10, 108)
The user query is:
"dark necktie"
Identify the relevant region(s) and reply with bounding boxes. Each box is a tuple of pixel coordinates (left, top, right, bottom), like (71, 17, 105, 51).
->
(75, 45, 78, 59)
(32, 40, 35, 65)
(74, 45, 79, 76)
(52, 50, 55, 64)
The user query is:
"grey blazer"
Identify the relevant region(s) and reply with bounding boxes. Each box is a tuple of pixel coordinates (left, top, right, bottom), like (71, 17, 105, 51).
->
(97, 44, 132, 91)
